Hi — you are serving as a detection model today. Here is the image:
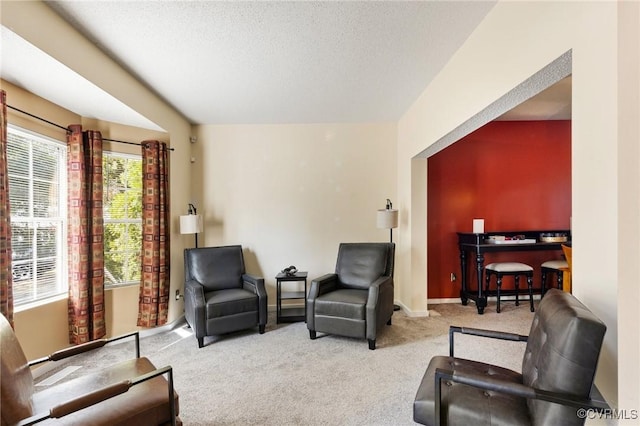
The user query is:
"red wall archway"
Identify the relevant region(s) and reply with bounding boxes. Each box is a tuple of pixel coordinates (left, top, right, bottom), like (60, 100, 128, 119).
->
(427, 120, 571, 299)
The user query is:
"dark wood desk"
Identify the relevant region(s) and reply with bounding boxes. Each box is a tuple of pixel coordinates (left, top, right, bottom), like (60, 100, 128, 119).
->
(458, 230, 569, 314)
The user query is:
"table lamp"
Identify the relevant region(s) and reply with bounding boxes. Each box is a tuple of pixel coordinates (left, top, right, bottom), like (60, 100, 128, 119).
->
(377, 199, 399, 243)
(180, 203, 203, 248)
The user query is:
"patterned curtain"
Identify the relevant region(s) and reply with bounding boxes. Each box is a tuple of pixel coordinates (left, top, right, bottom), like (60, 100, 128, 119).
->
(67, 125, 105, 344)
(0, 90, 14, 325)
(137, 140, 170, 327)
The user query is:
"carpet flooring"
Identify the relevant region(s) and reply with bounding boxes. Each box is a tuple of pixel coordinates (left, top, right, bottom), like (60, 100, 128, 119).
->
(35, 300, 537, 425)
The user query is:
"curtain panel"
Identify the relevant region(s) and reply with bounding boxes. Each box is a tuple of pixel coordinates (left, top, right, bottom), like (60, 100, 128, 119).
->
(0, 90, 14, 325)
(137, 140, 170, 327)
(67, 125, 105, 344)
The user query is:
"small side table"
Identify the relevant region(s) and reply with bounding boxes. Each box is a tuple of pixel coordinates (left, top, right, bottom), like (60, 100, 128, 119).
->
(276, 271, 308, 323)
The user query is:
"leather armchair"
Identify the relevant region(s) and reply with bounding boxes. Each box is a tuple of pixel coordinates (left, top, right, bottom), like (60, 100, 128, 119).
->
(0, 313, 180, 425)
(184, 245, 267, 348)
(307, 242, 395, 350)
(414, 289, 609, 425)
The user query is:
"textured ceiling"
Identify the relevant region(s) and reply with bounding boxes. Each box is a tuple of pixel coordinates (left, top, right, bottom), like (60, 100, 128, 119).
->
(2, 1, 498, 128)
(2, 1, 570, 131)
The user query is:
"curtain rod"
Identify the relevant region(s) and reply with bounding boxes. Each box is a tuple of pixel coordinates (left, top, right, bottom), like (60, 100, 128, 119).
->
(8, 105, 68, 132)
(7, 104, 175, 151)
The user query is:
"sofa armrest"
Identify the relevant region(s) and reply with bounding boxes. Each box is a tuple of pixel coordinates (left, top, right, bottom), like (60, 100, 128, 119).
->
(448, 326, 528, 357)
(17, 366, 178, 426)
(433, 368, 609, 426)
(29, 331, 141, 367)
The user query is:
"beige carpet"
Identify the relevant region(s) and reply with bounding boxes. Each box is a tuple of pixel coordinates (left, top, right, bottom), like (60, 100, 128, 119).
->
(35, 300, 537, 425)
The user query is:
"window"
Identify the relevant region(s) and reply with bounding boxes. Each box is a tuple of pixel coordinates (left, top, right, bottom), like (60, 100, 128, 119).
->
(103, 152, 142, 287)
(7, 126, 143, 301)
(7, 126, 67, 306)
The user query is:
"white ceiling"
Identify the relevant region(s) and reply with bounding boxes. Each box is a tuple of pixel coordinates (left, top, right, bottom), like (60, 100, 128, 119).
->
(1, 1, 570, 131)
(1, 26, 164, 131)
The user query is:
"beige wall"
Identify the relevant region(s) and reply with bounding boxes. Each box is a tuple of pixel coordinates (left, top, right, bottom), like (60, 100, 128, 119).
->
(617, 0, 640, 416)
(398, 0, 638, 412)
(193, 123, 397, 303)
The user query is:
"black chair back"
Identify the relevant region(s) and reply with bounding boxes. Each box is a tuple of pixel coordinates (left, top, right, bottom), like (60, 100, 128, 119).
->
(523, 289, 606, 425)
(185, 245, 246, 291)
(335, 242, 394, 289)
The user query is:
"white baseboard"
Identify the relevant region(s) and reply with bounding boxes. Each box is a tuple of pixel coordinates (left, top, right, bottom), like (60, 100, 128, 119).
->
(427, 298, 461, 304)
(392, 301, 429, 317)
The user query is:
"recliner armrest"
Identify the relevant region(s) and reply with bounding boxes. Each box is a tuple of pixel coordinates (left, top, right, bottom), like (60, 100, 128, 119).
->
(242, 273, 266, 294)
(368, 275, 393, 290)
(365, 275, 392, 307)
(184, 279, 206, 337)
(433, 368, 609, 426)
(306, 274, 339, 329)
(243, 273, 268, 327)
(308, 273, 339, 299)
(448, 325, 528, 357)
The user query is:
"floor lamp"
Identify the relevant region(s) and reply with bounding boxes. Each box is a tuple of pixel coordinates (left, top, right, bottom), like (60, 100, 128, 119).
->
(180, 203, 203, 248)
(377, 199, 400, 311)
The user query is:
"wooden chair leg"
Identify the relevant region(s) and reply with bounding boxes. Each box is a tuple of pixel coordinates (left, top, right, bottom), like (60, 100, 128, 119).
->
(527, 274, 535, 312)
(561, 268, 572, 293)
(496, 275, 502, 313)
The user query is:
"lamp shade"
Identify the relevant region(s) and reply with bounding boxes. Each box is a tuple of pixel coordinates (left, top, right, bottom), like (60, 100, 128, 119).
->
(180, 214, 203, 234)
(376, 209, 398, 229)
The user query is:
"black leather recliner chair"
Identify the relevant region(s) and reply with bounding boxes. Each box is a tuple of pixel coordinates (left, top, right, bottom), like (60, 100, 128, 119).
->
(184, 245, 267, 348)
(413, 289, 609, 425)
(306, 242, 395, 350)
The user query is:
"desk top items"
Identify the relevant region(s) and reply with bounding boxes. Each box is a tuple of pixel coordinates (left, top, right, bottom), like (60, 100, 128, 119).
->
(281, 265, 298, 276)
(485, 235, 536, 244)
(483, 232, 568, 245)
(539, 232, 569, 242)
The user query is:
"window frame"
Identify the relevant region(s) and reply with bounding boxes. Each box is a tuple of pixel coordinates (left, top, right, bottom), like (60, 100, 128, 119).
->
(7, 124, 68, 307)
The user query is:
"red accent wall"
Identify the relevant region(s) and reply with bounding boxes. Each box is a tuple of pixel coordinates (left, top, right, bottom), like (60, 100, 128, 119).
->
(427, 120, 571, 299)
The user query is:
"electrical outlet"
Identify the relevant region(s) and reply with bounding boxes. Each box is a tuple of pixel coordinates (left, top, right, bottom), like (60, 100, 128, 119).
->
(450, 273, 457, 282)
